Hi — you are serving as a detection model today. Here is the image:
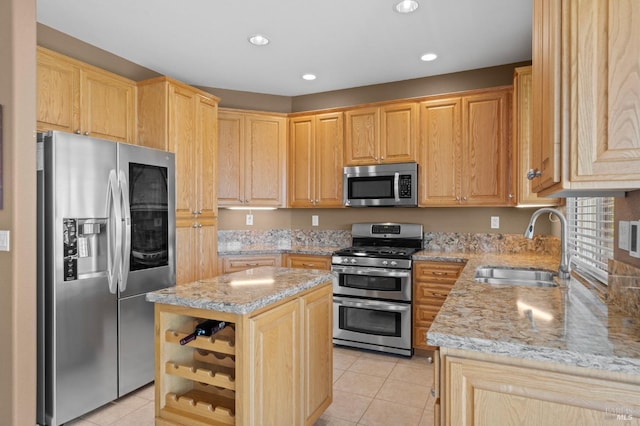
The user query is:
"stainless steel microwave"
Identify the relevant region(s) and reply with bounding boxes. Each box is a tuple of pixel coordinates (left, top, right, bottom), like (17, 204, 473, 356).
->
(343, 162, 418, 207)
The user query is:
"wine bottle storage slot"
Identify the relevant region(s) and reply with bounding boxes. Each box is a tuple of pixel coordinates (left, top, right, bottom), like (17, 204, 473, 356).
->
(164, 389, 236, 425)
(165, 326, 236, 355)
(194, 349, 236, 369)
(165, 361, 236, 390)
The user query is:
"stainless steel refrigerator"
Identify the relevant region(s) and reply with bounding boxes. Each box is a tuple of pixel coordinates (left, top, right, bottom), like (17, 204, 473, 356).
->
(36, 131, 176, 426)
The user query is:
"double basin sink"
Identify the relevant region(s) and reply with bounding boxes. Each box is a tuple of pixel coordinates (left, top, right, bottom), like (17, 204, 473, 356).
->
(474, 265, 558, 287)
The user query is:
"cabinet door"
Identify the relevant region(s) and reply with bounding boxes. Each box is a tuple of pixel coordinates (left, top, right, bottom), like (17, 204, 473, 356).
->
(36, 48, 81, 134)
(380, 102, 417, 164)
(196, 221, 217, 280)
(419, 98, 462, 206)
(289, 116, 315, 208)
(197, 96, 218, 217)
(175, 225, 197, 285)
(220, 255, 280, 274)
(244, 115, 287, 206)
(461, 90, 511, 205)
(218, 111, 245, 205)
(532, 0, 562, 192)
(170, 86, 197, 222)
(301, 285, 333, 425)
(249, 300, 301, 426)
(344, 107, 379, 165)
(81, 67, 136, 143)
(569, 0, 640, 185)
(315, 112, 344, 207)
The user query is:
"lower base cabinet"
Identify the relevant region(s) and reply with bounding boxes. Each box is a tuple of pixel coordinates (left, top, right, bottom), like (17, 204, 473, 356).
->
(283, 253, 331, 270)
(154, 282, 332, 426)
(439, 348, 640, 426)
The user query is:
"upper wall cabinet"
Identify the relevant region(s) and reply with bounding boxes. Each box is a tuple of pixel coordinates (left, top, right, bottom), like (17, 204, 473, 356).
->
(419, 87, 513, 206)
(513, 66, 560, 206)
(344, 102, 417, 166)
(37, 47, 137, 144)
(289, 112, 344, 208)
(218, 109, 287, 207)
(531, 0, 640, 196)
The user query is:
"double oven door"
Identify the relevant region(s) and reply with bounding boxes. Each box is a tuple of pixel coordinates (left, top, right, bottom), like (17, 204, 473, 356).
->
(332, 263, 413, 356)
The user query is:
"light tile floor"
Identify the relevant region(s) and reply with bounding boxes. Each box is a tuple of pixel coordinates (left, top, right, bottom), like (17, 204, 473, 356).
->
(66, 346, 435, 426)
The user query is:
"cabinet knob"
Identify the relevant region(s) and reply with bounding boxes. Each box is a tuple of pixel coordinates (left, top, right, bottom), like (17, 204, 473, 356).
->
(508, 193, 514, 199)
(198, 223, 202, 228)
(463, 196, 468, 201)
(455, 196, 460, 201)
(314, 199, 319, 204)
(192, 223, 198, 228)
(192, 210, 198, 215)
(527, 169, 542, 180)
(84, 131, 89, 136)
(75, 129, 81, 134)
(427, 356, 433, 364)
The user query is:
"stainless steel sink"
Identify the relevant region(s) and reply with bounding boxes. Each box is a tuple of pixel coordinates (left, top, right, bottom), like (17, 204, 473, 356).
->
(474, 266, 558, 287)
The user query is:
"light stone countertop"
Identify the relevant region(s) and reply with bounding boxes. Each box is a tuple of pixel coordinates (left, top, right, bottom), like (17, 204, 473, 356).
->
(146, 266, 335, 315)
(218, 245, 340, 256)
(421, 251, 640, 375)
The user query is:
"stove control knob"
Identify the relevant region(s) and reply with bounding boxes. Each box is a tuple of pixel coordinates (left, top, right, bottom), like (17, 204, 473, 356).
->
(333, 257, 341, 264)
(350, 258, 357, 264)
(390, 261, 398, 266)
(382, 260, 389, 266)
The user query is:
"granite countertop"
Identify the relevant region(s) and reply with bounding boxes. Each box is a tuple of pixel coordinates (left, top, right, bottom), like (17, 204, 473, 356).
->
(424, 252, 640, 375)
(218, 245, 341, 256)
(146, 266, 335, 315)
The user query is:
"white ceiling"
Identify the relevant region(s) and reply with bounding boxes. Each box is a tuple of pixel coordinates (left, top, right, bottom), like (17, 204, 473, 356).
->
(36, 0, 532, 97)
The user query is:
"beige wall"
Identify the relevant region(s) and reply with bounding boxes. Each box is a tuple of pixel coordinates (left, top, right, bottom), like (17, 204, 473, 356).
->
(0, 0, 37, 424)
(218, 207, 553, 235)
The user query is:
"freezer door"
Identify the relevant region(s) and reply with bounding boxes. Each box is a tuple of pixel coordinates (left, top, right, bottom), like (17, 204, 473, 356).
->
(118, 143, 176, 297)
(45, 131, 119, 425)
(118, 293, 155, 396)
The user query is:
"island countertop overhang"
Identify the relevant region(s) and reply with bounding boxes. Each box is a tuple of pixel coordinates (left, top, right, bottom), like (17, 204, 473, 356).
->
(146, 266, 335, 315)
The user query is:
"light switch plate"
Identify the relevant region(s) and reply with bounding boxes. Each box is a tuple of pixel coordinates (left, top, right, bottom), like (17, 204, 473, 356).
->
(312, 215, 319, 227)
(0, 230, 10, 251)
(619, 221, 630, 250)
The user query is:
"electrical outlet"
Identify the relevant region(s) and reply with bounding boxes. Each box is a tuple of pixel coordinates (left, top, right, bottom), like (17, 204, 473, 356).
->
(312, 215, 319, 227)
(491, 216, 500, 229)
(0, 230, 9, 251)
(245, 214, 254, 226)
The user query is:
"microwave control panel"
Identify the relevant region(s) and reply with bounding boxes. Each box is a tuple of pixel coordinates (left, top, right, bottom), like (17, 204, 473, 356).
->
(399, 174, 412, 198)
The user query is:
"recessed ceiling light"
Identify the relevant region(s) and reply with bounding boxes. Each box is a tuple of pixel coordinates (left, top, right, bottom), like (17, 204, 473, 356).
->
(421, 52, 438, 62)
(394, 0, 419, 13)
(248, 34, 270, 46)
(302, 74, 317, 81)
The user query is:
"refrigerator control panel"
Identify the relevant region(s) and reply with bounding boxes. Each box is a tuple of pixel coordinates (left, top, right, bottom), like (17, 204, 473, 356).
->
(63, 219, 78, 281)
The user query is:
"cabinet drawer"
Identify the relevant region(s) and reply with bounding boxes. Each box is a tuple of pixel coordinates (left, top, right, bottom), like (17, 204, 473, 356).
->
(414, 261, 464, 282)
(413, 325, 432, 348)
(221, 255, 280, 273)
(414, 304, 440, 325)
(285, 254, 331, 270)
(414, 282, 453, 304)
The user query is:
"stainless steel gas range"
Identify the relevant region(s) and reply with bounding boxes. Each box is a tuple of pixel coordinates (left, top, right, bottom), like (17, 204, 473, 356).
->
(332, 223, 423, 357)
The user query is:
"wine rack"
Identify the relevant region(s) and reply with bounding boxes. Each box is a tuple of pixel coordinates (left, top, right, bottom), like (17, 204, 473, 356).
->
(160, 315, 237, 425)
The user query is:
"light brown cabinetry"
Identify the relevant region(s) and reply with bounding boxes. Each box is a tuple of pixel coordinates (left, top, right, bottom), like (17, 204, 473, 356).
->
(419, 87, 512, 206)
(344, 102, 417, 166)
(413, 261, 465, 350)
(37, 46, 137, 144)
(531, 0, 640, 195)
(137, 76, 220, 284)
(218, 109, 287, 207)
(153, 282, 332, 425)
(283, 254, 331, 270)
(440, 349, 640, 426)
(218, 254, 281, 274)
(513, 66, 560, 206)
(289, 112, 344, 208)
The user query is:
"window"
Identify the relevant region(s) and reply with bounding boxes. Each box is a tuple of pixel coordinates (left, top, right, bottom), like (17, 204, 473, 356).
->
(566, 197, 615, 284)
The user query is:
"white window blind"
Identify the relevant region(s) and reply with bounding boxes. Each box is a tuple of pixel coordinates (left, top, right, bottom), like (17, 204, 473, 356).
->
(566, 197, 614, 284)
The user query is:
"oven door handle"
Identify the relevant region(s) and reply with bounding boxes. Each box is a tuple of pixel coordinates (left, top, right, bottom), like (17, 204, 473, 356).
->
(333, 296, 411, 312)
(331, 265, 411, 278)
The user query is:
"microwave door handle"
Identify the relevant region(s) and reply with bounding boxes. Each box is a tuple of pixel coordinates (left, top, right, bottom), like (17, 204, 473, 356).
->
(118, 169, 131, 293)
(394, 172, 400, 202)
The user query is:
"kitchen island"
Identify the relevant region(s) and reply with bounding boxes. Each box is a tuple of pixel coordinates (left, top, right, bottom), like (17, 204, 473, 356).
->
(146, 266, 334, 426)
(424, 253, 640, 425)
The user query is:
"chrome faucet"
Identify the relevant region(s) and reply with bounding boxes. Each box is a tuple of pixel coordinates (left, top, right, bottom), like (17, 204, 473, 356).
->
(524, 208, 570, 279)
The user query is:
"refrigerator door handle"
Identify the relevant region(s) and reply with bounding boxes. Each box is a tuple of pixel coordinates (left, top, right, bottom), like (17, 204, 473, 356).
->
(106, 170, 122, 294)
(118, 169, 131, 292)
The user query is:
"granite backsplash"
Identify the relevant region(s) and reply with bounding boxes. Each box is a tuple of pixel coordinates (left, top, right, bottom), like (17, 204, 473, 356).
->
(218, 229, 560, 255)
